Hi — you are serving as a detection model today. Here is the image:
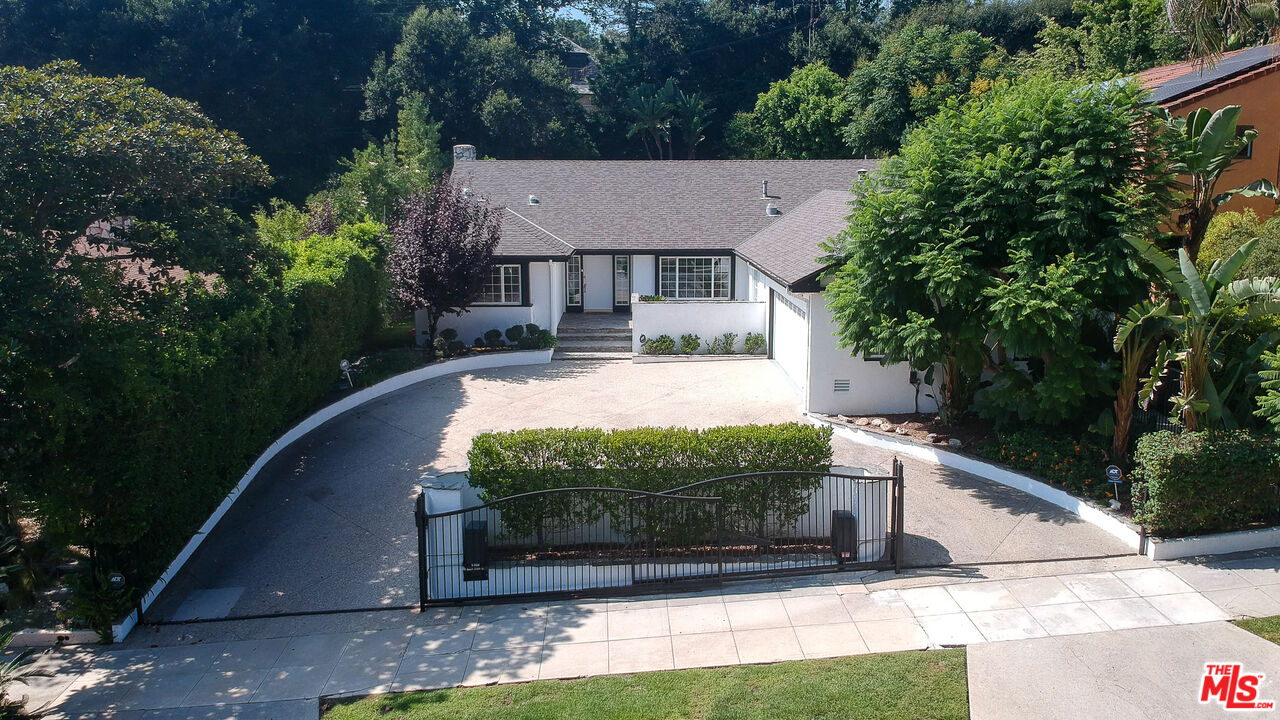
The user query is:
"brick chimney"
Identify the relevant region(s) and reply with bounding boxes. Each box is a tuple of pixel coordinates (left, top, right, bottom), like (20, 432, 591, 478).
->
(453, 144, 476, 166)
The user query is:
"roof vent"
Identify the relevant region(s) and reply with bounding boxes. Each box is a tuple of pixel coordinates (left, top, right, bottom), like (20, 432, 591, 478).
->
(528, 194, 539, 205)
(856, 169, 869, 180)
(461, 187, 473, 198)
(765, 203, 780, 216)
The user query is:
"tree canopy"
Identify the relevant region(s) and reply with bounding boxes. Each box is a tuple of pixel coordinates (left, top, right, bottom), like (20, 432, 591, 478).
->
(824, 76, 1179, 424)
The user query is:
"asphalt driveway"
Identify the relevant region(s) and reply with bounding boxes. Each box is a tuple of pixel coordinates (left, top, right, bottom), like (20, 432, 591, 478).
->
(147, 358, 1131, 622)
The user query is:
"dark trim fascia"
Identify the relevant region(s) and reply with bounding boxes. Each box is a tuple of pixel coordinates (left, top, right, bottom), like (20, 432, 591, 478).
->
(492, 254, 570, 263)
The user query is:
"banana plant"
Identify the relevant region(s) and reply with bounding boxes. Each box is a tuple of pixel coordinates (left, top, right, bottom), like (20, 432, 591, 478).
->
(1126, 234, 1280, 430)
(1168, 105, 1278, 263)
(1111, 300, 1172, 462)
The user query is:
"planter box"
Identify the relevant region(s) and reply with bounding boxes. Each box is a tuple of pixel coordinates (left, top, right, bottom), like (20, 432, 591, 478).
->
(8, 628, 99, 648)
(1145, 525, 1280, 560)
(633, 354, 766, 363)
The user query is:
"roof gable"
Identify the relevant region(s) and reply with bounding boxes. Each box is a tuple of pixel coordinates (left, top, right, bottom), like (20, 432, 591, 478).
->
(735, 190, 853, 289)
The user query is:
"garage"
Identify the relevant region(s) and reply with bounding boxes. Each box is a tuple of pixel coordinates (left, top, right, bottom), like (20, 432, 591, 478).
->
(769, 288, 809, 391)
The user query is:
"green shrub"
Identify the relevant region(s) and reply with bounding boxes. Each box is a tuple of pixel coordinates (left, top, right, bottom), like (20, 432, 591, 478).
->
(744, 332, 766, 355)
(473, 337, 484, 348)
(639, 295, 666, 301)
(679, 333, 701, 354)
(975, 430, 1112, 503)
(1198, 210, 1280, 279)
(439, 328, 458, 342)
(642, 334, 676, 354)
(707, 332, 738, 355)
(467, 423, 834, 542)
(483, 328, 504, 347)
(505, 325, 525, 344)
(1132, 430, 1280, 537)
(1259, 349, 1280, 431)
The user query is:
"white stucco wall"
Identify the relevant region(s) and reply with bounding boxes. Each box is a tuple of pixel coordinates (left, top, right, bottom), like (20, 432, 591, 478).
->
(771, 289, 809, 390)
(422, 262, 563, 344)
(633, 254, 656, 296)
(745, 265, 769, 302)
(631, 297, 767, 354)
(805, 295, 918, 415)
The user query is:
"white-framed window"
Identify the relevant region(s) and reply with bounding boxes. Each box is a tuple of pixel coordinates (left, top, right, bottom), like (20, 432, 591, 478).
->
(658, 256, 730, 299)
(478, 264, 522, 305)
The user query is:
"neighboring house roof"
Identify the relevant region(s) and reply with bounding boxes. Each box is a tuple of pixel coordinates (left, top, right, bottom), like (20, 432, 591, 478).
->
(1138, 45, 1280, 107)
(735, 190, 852, 291)
(498, 209, 574, 258)
(456, 159, 877, 255)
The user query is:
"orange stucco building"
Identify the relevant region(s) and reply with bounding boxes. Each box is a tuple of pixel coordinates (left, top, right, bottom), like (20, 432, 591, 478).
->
(1139, 46, 1280, 219)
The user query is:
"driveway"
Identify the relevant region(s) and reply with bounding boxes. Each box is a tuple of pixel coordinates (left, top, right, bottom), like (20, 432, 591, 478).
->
(148, 359, 1131, 622)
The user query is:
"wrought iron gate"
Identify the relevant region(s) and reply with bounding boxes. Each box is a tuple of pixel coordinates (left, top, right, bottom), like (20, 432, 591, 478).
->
(415, 461, 904, 607)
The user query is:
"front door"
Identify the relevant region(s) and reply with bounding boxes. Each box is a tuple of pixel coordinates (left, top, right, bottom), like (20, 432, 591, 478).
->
(566, 256, 583, 312)
(583, 255, 613, 312)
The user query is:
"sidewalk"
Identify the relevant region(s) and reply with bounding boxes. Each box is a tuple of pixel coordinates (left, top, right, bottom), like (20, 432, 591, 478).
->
(19, 552, 1280, 719)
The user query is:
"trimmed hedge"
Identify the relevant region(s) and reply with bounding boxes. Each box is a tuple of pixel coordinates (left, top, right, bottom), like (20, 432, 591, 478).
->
(467, 423, 834, 542)
(1132, 431, 1280, 537)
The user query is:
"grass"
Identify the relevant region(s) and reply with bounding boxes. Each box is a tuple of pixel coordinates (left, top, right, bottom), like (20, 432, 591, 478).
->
(322, 649, 969, 720)
(1236, 615, 1280, 644)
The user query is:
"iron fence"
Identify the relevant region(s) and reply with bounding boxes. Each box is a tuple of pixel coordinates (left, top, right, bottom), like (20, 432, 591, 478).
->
(415, 461, 904, 607)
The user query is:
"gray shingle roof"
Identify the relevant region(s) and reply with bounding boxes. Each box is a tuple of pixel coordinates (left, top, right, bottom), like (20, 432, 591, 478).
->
(735, 190, 852, 289)
(454, 159, 877, 255)
(498, 209, 574, 257)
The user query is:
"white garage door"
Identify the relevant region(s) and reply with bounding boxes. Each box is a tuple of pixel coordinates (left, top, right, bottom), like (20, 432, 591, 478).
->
(770, 290, 808, 390)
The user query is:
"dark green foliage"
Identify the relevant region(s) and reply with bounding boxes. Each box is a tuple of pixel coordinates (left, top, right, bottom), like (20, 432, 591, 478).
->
(440, 328, 459, 342)
(484, 329, 505, 347)
(10, 209, 386, 591)
(1259, 349, 1280, 431)
(707, 333, 739, 355)
(730, 63, 853, 160)
(975, 430, 1112, 503)
(467, 424, 834, 541)
(843, 23, 1008, 158)
(642, 334, 677, 355)
(679, 334, 701, 354)
(744, 333, 767, 355)
(824, 76, 1178, 424)
(0, 1, 407, 201)
(1132, 431, 1280, 536)
(505, 325, 525, 344)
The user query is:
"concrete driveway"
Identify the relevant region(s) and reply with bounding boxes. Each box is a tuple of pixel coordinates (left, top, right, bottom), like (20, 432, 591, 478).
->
(148, 359, 1131, 622)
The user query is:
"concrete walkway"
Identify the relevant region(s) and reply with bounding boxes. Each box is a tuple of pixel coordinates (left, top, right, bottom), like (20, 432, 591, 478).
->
(19, 552, 1280, 719)
(968, 622, 1280, 718)
(147, 359, 1131, 622)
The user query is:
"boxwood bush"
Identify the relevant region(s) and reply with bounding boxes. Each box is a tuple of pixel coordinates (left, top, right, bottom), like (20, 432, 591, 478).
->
(467, 423, 834, 543)
(1132, 431, 1280, 537)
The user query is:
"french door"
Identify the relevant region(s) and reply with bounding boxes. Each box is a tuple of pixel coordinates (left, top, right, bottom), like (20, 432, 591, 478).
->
(613, 255, 631, 311)
(566, 256, 583, 312)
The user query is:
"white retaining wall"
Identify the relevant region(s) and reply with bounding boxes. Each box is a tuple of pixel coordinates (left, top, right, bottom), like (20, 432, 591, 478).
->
(421, 261, 564, 345)
(631, 296, 767, 354)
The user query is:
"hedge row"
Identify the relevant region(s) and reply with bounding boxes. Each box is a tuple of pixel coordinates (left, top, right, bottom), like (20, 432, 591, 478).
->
(1132, 431, 1280, 537)
(20, 216, 387, 592)
(466, 424, 834, 542)
(468, 423, 833, 495)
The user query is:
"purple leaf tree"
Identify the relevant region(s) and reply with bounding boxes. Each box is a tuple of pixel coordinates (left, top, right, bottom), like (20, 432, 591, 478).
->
(387, 173, 502, 346)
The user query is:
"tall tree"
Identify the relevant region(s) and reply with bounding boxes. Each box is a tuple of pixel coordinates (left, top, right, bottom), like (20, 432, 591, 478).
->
(731, 62, 853, 159)
(824, 76, 1178, 425)
(387, 174, 503, 345)
(0, 61, 271, 277)
(843, 23, 1008, 158)
(1021, 0, 1185, 78)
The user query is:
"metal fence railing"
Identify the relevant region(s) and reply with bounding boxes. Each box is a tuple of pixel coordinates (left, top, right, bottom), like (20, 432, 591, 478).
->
(415, 461, 904, 607)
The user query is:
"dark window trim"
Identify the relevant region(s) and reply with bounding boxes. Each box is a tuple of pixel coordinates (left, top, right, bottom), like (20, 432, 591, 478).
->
(472, 262, 532, 307)
(656, 254, 735, 300)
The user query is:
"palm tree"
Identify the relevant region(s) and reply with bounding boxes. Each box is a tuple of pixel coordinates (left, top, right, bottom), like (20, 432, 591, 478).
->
(1166, 0, 1279, 58)
(674, 89, 710, 159)
(1126, 234, 1280, 429)
(1168, 105, 1277, 263)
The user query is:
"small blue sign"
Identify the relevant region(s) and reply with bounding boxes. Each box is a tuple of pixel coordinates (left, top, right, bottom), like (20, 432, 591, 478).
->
(1105, 465, 1124, 483)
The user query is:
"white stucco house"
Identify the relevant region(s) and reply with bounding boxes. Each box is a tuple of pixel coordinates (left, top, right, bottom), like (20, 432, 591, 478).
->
(421, 144, 920, 416)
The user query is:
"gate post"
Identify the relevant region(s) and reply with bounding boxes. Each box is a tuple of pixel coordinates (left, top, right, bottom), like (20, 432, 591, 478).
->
(892, 458, 905, 574)
(715, 500, 725, 584)
(415, 490, 429, 610)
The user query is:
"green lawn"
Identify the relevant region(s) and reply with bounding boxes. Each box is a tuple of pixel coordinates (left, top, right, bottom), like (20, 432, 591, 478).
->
(322, 649, 969, 720)
(1236, 616, 1280, 644)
